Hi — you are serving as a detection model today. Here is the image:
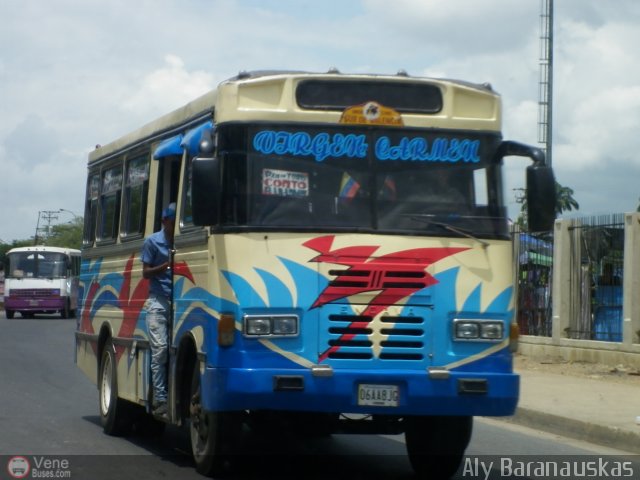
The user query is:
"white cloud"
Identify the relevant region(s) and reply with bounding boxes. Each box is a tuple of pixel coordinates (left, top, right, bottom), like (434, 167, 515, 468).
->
(122, 54, 216, 118)
(557, 85, 640, 170)
(548, 8, 640, 206)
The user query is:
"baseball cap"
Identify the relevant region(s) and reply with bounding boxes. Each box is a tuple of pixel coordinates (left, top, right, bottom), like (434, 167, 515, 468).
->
(162, 202, 176, 220)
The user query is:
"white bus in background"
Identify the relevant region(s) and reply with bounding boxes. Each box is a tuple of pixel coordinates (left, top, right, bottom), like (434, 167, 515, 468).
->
(3, 246, 81, 319)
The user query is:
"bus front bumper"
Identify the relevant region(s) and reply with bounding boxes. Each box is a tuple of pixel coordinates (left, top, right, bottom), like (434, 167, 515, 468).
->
(4, 296, 65, 311)
(201, 366, 519, 417)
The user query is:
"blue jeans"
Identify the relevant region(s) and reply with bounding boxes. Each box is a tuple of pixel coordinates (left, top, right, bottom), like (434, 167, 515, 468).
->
(145, 294, 170, 404)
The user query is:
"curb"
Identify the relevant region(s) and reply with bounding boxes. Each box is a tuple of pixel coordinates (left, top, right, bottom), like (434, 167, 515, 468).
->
(499, 408, 640, 454)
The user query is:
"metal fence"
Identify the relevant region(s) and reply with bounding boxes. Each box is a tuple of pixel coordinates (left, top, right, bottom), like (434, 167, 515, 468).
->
(514, 215, 626, 341)
(514, 228, 554, 337)
(567, 214, 624, 341)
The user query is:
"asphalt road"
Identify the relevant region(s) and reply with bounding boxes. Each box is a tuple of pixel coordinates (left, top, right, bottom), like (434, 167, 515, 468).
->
(0, 312, 636, 480)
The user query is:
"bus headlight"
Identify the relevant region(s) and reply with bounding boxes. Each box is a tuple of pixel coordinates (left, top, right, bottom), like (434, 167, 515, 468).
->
(244, 315, 299, 337)
(272, 316, 298, 335)
(453, 319, 504, 341)
(246, 318, 271, 336)
(480, 322, 504, 340)
(454, 322, 480, 339)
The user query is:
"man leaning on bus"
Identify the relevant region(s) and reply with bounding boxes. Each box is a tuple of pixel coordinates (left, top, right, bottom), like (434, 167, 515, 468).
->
(141, 202, 176, 417)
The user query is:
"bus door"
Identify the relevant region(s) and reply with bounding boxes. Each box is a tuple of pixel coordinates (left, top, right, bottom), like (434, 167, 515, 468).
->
(151, 136, 184, 410)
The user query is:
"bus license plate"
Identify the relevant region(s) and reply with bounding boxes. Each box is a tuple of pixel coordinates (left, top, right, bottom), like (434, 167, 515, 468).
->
(357, 384, 399, 407)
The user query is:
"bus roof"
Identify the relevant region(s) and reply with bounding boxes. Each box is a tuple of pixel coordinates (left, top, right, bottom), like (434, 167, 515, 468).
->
(7, 246, 81, 255)
(89, 70, 502, 164)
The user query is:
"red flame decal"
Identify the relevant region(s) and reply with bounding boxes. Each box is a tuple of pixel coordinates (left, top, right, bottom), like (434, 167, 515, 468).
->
(304, 235, 469, 361)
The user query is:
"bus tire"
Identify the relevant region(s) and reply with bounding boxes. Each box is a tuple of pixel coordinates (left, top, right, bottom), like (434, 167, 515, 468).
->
(189, 362, 237, 477)
(405, 415, 472, 479)
(5, 309, 15, 319)
(61, 300, 70, 319)
(99, 338, 133, 436)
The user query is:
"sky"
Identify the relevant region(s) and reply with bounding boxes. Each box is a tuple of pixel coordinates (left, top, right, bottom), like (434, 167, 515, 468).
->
(1, 0, 640, 243)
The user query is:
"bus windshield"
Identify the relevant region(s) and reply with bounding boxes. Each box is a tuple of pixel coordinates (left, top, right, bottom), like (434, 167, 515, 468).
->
(7, 252, 69, 279)
(222, 126, 508, 238)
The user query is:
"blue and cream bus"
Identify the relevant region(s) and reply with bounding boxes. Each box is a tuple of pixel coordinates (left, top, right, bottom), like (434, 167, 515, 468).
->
(75, 70, 555, 477)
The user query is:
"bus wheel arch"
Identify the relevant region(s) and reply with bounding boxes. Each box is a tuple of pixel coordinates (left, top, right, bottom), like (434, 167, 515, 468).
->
(175, 334, 198, 422)
(97, 326, 112, 383)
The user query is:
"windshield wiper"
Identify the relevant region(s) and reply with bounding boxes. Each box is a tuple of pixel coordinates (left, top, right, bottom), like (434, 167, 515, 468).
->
(402, 214, 490, 248)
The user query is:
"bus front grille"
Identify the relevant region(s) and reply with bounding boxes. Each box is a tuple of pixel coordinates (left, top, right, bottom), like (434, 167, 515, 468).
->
(10, 289, 59, 298)
(325, 314, 426, 361)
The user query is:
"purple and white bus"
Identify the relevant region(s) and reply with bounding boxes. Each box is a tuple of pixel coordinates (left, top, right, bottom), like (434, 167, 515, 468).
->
(4, 246, 80, 319)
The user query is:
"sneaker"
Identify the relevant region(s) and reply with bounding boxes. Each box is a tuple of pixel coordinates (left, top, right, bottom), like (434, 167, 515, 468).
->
(153, 402, 168, 416)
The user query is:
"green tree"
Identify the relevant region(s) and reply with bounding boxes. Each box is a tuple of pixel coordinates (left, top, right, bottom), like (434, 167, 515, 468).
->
(46, 217, 84, 249)
(554, 182, 579, 215)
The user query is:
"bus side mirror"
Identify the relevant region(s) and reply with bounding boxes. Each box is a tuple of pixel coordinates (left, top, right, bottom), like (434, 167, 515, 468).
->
(192, 155, 220, 226)
(526, 165, 556, 232)
(497, 141, 557, 232)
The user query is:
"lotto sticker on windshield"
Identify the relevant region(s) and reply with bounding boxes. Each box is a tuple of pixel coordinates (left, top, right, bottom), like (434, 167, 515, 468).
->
(262, 169, 309, 197)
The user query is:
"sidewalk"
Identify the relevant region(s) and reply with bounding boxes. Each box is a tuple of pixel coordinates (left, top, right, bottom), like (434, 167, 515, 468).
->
(501, 355, 640, 453)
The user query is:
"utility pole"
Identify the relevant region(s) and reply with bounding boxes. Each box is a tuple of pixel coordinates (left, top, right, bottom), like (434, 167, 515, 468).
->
(538, 0, 554, 166)
(34, 210, 60, 245)
(515, 1, 554, 214)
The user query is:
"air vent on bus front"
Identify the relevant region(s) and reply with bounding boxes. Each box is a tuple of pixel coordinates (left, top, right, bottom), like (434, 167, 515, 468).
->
(327, 269, 429, 290)
(325, 314, 426, 361)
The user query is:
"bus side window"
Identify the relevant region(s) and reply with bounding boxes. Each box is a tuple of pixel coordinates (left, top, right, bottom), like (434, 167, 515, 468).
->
(154, 156, 181, 232)
(121, 155, 150, 239)
(83, 173, 100, 246)
(181, 156, 195, 227)
(98, 165, 123, 242)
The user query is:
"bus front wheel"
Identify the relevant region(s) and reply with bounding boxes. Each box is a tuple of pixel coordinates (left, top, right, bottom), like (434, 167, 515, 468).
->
(5, 309, 14, 319)
(189, 362, 239, 476)
(99, 338, 133, 436)
(405, 415, 472, 479)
